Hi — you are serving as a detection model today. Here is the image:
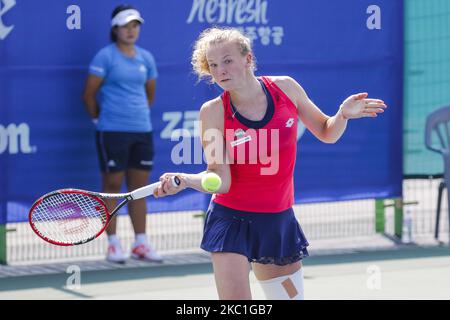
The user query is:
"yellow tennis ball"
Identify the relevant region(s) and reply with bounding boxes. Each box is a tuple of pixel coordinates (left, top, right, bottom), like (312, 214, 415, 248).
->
(201, 172, 222, 193)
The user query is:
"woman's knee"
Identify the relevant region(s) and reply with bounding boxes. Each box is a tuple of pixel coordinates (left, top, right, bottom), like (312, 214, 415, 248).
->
(212, 253, 252, 300)
(257, 267, 304, 300)
(253, 262, 304, 300)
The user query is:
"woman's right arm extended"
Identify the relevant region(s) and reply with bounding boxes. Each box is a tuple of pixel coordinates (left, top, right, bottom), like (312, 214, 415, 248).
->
(82, 74, 103, 119)
(155, 98, 232, 197)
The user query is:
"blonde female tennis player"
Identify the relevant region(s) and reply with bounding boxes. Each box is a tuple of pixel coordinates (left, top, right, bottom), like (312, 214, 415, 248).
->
(154, 27, 387, 300)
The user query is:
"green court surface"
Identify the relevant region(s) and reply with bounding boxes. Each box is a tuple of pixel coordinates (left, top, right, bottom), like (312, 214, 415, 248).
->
(0, 245, 449, 300)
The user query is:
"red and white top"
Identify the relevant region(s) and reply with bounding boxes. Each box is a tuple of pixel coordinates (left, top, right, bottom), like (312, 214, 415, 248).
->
(213, 76, 298, 213)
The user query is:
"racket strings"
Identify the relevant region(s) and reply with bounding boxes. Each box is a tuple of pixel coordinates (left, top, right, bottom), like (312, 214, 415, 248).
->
(31, 192, 108, 244)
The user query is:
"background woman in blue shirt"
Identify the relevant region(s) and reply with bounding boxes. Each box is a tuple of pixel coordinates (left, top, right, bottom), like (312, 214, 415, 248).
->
(83, 5, 161, 263)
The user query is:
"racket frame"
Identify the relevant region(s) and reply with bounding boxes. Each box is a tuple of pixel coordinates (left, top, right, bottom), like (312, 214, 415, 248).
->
(28, 178, 178, 246)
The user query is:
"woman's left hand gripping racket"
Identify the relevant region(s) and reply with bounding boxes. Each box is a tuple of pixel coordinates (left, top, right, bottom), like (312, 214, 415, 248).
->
(29, 177, 180, 246)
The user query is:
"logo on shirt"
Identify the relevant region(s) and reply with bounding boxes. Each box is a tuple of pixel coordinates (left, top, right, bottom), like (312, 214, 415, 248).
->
(230, 128, 252, 147)
(230, 135, 252, 147)
(139, 64, 147, 73)
(107, 160, 116, 167)
(90, 66, 104, 74)
(235, 128, 245, 138)
(285, 118, 295, 128)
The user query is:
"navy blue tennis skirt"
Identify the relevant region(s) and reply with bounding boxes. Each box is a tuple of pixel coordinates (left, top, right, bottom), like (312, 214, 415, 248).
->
(201, 201, 309, 266)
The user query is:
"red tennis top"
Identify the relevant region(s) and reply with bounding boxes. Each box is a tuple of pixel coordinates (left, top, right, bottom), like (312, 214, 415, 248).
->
(212, 76, 298, 213)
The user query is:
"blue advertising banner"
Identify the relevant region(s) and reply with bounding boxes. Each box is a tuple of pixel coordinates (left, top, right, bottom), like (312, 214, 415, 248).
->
(0, 0, 403, 223)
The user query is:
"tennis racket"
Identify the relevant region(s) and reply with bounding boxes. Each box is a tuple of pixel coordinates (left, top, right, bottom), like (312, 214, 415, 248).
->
(29, 176, 180, 246)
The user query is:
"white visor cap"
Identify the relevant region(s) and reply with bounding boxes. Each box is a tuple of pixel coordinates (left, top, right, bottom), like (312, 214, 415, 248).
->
(111, 9, 144, 27)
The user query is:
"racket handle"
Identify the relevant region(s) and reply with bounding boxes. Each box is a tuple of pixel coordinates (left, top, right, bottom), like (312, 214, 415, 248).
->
(130, 176, 181, 200)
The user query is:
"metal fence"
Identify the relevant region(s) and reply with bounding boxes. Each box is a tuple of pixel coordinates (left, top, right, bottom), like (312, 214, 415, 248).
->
(4, 178, 447, 265)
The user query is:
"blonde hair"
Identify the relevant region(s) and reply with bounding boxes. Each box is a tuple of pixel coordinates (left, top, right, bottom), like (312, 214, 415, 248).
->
(191, 27, 256, 83)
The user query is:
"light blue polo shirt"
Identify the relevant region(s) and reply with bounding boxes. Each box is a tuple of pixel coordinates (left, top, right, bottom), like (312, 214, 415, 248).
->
(88, 43, 158, 132)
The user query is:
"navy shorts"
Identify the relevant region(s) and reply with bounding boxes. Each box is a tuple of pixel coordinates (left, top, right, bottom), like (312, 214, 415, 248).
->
(95, 131, 154, 172)
(201, 201, 309, 266)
